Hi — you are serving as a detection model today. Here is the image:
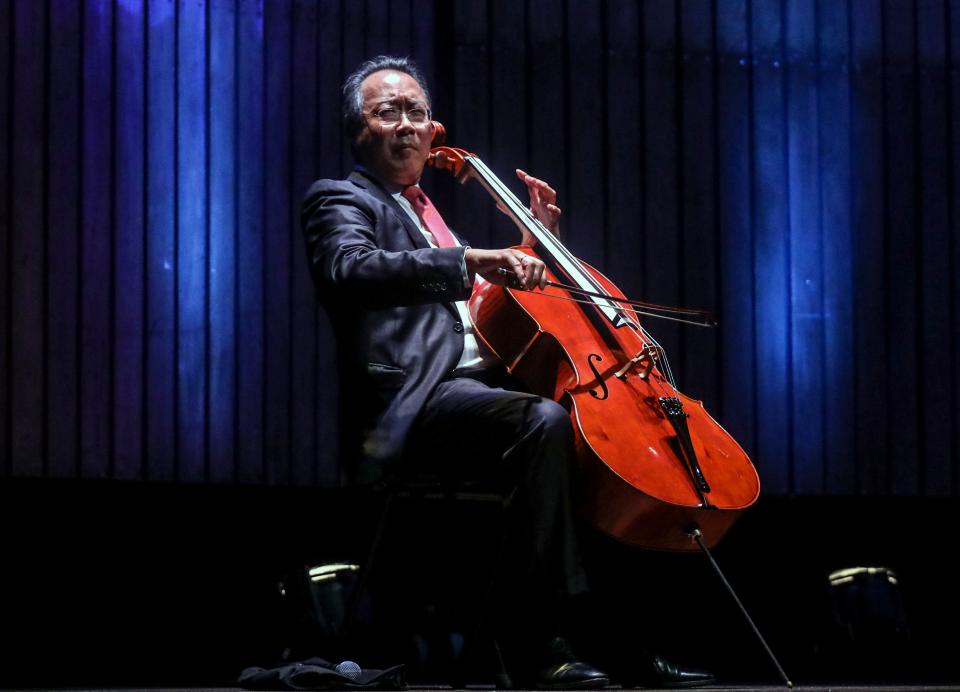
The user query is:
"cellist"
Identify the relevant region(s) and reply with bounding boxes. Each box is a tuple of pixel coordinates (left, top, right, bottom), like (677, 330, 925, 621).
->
(301, 54, 713, 689)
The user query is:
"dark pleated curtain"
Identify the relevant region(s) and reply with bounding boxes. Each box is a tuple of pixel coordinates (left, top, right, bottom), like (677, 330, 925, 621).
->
(1, 0, 958, 495)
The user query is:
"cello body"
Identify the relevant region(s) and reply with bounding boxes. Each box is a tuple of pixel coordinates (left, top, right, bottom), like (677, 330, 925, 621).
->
(469, 248, 759, 551)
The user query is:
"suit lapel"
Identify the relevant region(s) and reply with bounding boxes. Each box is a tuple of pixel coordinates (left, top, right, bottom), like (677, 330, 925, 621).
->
(348, 170, 431, 251)
(348, 170, 463, 322)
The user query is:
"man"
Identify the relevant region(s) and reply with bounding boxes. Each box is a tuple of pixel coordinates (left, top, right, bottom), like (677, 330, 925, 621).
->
(301, 55, 713, 689)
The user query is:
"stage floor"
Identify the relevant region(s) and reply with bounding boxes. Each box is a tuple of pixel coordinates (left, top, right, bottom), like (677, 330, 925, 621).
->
(4, 486, 959, 692)
(42, 686, 960, 691)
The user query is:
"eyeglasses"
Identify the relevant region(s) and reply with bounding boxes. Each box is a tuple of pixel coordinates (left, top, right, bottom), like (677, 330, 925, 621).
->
(367, 104, 431, 126)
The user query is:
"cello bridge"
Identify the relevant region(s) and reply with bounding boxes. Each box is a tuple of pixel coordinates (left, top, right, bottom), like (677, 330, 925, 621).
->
(615, 344, 660, 381)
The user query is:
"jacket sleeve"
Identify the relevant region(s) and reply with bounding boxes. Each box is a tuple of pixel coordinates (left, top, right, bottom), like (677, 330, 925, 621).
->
(301, 179, 473, 308)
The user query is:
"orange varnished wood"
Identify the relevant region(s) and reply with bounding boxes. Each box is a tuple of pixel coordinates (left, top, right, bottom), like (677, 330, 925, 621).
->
(470, 252, 759, 550)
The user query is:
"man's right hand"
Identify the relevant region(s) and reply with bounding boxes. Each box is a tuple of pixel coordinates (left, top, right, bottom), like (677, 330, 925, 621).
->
(464, 248, 547, 290)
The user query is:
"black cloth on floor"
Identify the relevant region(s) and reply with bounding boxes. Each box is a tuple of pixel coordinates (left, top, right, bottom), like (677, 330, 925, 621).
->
(238, 657, 406, 690)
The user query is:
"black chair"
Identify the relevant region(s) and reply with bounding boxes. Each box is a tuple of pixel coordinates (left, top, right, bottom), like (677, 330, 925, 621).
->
(340, 472, 512, 686)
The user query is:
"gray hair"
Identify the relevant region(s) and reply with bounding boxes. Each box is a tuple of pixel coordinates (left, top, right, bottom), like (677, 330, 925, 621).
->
(342, 55, 432, 143)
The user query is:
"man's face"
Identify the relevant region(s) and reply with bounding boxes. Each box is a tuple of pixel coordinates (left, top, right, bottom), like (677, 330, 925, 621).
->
(354, 70, 433, 187)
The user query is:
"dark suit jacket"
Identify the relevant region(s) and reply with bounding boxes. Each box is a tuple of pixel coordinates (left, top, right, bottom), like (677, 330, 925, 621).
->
(301, 169, 473, 484)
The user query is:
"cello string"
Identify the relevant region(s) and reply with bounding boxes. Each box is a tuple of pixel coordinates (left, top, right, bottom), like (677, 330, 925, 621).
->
(638, 325, 679, 393)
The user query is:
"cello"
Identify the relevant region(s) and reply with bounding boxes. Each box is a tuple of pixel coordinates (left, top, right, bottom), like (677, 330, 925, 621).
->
(427, 129, 760, 552)
(427, 128, 792, 687)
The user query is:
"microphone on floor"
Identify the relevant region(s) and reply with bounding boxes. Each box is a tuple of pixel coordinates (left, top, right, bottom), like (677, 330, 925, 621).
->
(335, 660, 362, 680)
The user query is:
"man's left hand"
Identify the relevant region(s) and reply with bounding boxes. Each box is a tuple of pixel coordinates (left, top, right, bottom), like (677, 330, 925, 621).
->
(517, 168, 561, 237)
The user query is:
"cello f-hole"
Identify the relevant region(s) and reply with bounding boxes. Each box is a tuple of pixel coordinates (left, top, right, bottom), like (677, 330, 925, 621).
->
(587, 353, 608, 400)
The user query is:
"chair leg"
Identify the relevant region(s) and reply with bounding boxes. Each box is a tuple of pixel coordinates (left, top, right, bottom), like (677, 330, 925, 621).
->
(464, 505, 515, 688)
(341, 488, 396, 639)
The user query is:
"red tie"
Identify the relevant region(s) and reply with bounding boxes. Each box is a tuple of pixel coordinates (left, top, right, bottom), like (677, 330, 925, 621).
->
(402, 186, 457, 249)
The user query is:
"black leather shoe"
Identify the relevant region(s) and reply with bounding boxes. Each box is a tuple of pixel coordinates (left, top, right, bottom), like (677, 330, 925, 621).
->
(534, 637, 610, 690)
(643, 654, 715, 688)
